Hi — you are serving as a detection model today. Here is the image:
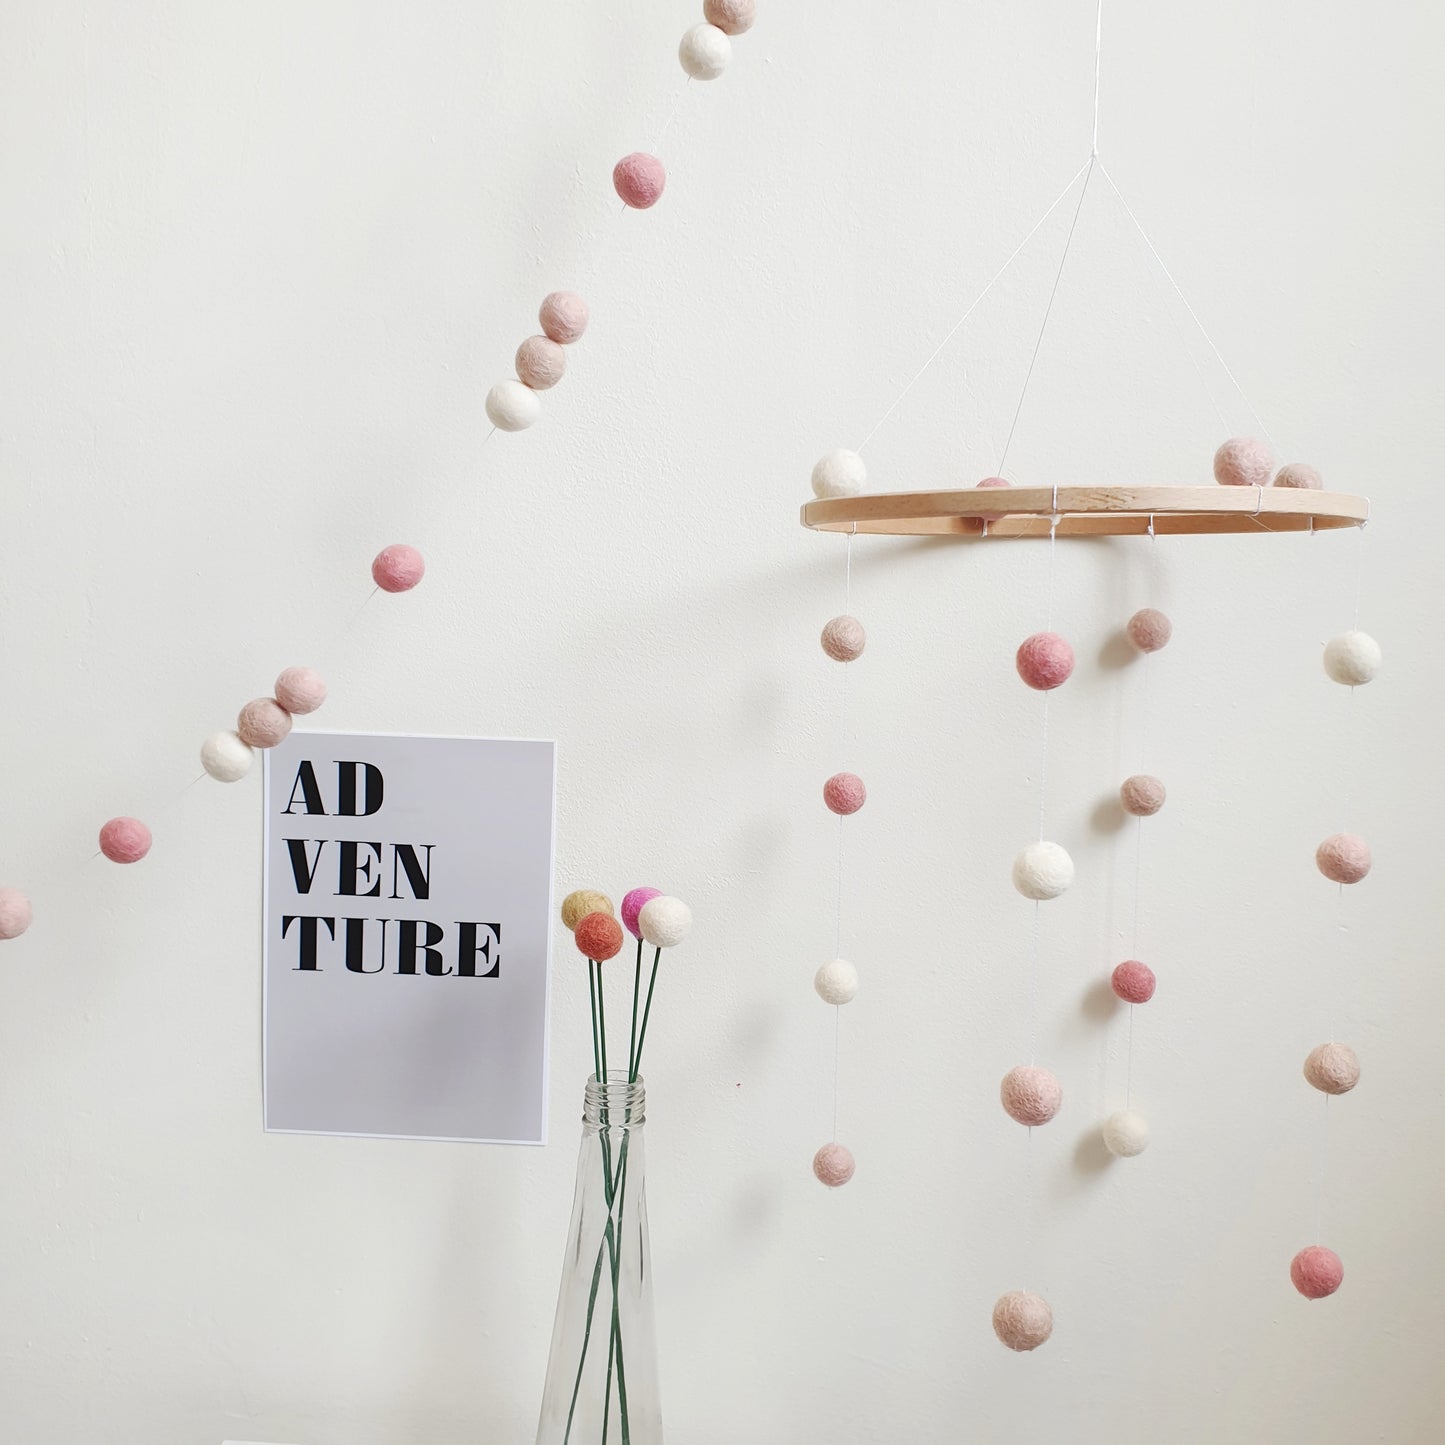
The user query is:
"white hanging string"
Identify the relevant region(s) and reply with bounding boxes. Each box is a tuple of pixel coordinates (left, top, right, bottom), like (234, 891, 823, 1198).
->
(1091, 0, 1103, 157)
(830, 529, 855, 1142)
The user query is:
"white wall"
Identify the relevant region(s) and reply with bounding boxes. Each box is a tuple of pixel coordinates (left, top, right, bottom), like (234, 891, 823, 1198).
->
(2, 1, 1442, 1440)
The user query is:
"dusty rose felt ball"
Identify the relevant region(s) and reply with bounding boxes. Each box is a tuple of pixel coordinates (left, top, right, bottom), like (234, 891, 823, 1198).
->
(1016, 632, 1074, 690)
(812, 1142, 855, 1188)
(0, 887, 33, 940)
(1126, 607, 1172, 653)
(1291, 1245, 1343, 1300)
(515, 335, 567, 390)
(823, 772, 866, 816)
(575, 911, 624, 962)
(976, 476, 1012, 488)
(1213, 436, 1275, 487)
(1304, 1042, 1360, 1095)
(613, 152, 666, 209)
(539, 290, 589, 345)
(274, 667, 327, 715)
(1120, 774, 1166, 817)
(992, 1291, 1053, 1351)
(821, 615, 866, 662)
(1111, 959, 1156, 1004)
(99, 816, 152, 864)
(560, 889, 614, 932)
(703, 0, 755, 35)
(1274, 462, 1322, 489)
(237, 698, 293, 750)
(372, 544, 425, 593)
(1000, 1065, 1061, 1126)
(1316, 833, 1370, 885)
(620, 886, 661, 939)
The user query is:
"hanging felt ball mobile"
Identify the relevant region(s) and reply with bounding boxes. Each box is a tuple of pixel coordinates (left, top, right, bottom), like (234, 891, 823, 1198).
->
(1316, 833, 1371, 885)
(1101, 1108, 1150, 1158)
(1120, 774, 1166, 817)
(823, 772, 866, 816)
(1000, 1065, 1062, 1126)
(274, 667, 327, 715)
(538, 291, 589, 345)
(1290, 1245, 1343, 1300)
(575, 911, 624, 962)
(992, 1291, 1053, 1351)
(820, 615, 866, 662)
(812, 1142, 855, 1188)
(1015, 632, 1074, 690)
(1125, 607, 1172, 653)
(485, 379, 542, 432)
(372, 544, 426, 594)
(99, 816, 152, 864)
(1212, 436, 1275, 487)
(810, 449, 866, 500)
(613, 152, 667, 209)
(703, 0, 755, 34)
(638, 894, 693, 948)
(1110, 959, 1156, 1004)
(200, 729, 254, 783)
(237, 698, 293, 750)
(620, 886, 662, 938)
(1274, 462, 1322, 490)
(814, 958, 859, 1004)
(1303, 1041, 1360, 1095)
(561, 890, 615, 931)
(1011, 841, 1073, 900)
(515, 336, 567, 390)
(678, 22, 731, 79)
(1322, 630, 1381, 686)
(0, 887, 33, 940)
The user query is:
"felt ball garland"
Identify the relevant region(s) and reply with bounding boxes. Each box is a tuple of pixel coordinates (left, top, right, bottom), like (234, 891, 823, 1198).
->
(99, 816, 152, 865)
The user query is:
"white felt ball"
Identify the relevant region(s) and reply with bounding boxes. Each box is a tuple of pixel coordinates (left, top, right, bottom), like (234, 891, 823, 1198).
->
(638, 895, 692, 948)
(811, 449, 866, 500)
(485, 380, 541, 432)
(1322, 630, 1381, 687)
(814, 958, 859, 1005)
(1102, 1109, 1149, 1158)
(679, 22, 731, 79)
(1012, 841, 1074, 901)
(200, 730, 254, 783)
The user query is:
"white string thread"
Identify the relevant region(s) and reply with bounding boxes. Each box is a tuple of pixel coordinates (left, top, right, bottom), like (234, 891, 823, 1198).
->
(830, 529, 856, 1140)
(1091, 0, 1103, 157)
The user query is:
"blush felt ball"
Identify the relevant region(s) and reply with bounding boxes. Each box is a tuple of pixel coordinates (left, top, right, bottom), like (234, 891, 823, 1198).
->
(0, 887, 33, 940)
(1126, 608, 1172, 653)
(823, 772, 866, 816)
(237, 698, 292, 750)
(1275, 462, 1322, 489)
(1304, 1042, 1360, 1095)
(1316, 833, 1370, 884)
(539, 291, 589, 345)
(575, 911, 624, 962)
(99, 816, 151, 864)
(1291, 1245, 1343, 1300)
(1000, 1065, 1062, 1126)
(1120, 775, 1166, 817)
(703, 0, 755, 34)
(812, 1142, 855, 1188)
(515, 336, 567, 390)
(1016, 632, 1074, 690)
(992, 1291, 1053, 1351)
(821, 615, 866, 662)
(1213, 436, 1274, 487)
(274, 667, 327, 715)
(1111, 959, 1156, 1004)
(372, 544, 425, 593)
(613, 152, 667, 209)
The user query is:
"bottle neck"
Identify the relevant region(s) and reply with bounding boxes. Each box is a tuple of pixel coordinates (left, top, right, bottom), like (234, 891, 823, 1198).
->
(584, 1071, 646, 1129)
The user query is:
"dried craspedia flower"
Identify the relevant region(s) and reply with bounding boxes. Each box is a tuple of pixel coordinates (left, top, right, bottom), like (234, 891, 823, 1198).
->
(561, 889, 614, 932)
(574, 912, 624, 962)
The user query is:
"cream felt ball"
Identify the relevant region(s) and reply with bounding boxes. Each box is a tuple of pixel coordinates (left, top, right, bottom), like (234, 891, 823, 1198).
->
(821, 615, 866, 662)
(1291, 1245, 1343, 1300)
(703, 0, 755, 35)
(1304, 1041, 1360, 1095)
(639, 894, 692, 948)
(515, 336, 567, 390)
(678, 22, 731, 79)
(1316, 833, 1370, 885)
(1323, 630, 1381, 686)
(1012, 841, 1073, 900)
(823, 771, 866, 816)
(200, 729, 254, 783)
(620, 886, 661, 939)
(812, 1142, 855, 1188)
(99, 816, 151, 864)
(1126, 607, 1172, 653)
(1102, 1109, 1149, 1157)
(992, 1291, 1052, 1351)
(1000, 1065, 1061, 1126)
(613, 152, 667, 209)
(485, 379, 541, 432)
(274, 666, 327, 715)
(539, 290, 589, 344)
(372, 543, 425, 593)
(575, 912, 624, 963)
(237, 698, 292, 750)
(561, 889, 614, 932)
(814, 958, 859, 1005)
(1274, 462, 1322, 489)
(1015, 632, 1074, 690)
(1120, 774, 1166, 817)
(0, 887, 33, 940)
(810, 448, 866, 500)
(1213, 436, 1274, 487)
(1111, 959, 1156, 1004)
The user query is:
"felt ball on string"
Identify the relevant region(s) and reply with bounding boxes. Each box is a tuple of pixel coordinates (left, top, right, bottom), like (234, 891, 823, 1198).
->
(1316, 833, 1370, 885)
(992, 1291, 1053, 1352)
(372, 544, 426, 594)
(237, 698, 293, 750)
(1015, 632, 1074, 690)
(539, 291, 589, 345)
(515, 336, 567, 391)
(976, 476, 1012, 488)
(486, 379, 541, 432)
(1304, 1041, 1360, 1095)
(810, 448, 866, 500)
(575, 911, 624, 963)
(561, 889, 614, 931)
(200, 729, 254, 783)
(620, 887, 662, 939)
(1126, 607, 1172, 653)
(99, 816, 152, 865)
(638, 895, 692, 948)
(823, 772, 866, 816)
(814, 958, 859, 1005)
(678, 22, 731, 79)
(1290, 1245, 1343, 1300)
(1213, 436, 1274, 487)
(1012, 841, 1073, 901)
(1120, 774, 1166, 817)
(821, 615, 866, 662)
(1323, 630, 1381, 687)
(703, 0, 755, 35)
(274, 667, 327, 716)
(1000, 1065, 1062, 1126)
(812, 1142, 855, 1188)
(1102, 1109, 1149, 1157)
(1274, 462, 1322, 489)
(613, 152, 667, 209)
(1111, 959, 1156, 1004)
(0, 887, 33, 940)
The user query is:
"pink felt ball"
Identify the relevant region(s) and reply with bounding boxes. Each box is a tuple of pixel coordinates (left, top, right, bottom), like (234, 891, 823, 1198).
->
(1126, 607, 1172, 653)
(976, 476, 1012, 488)
(1120, 774, 1166, 817)
(823, 772, 866, 816)
(372, 544, 426, 594)
(575, 911, 624, 963)
(237, 698, 293, 750)
(1111, 960, 1156, 1004)
(613, 152, 667, 210)
(812, 1142, 855, 1188)
(99, 816, 152, 865)
(274, 667, 327, 716)
(515, 335, 567, 390)
(621, 887, 662, 939)
(703, 0, 755, 35)
(1000, 1065, 1062, 1126)
(821, 615, 866, 662)
(0, 886, 33, 940)
(539, 290, 589, 345)
(992, 1291, 1053, 1352)
(1213, 436, 1275, 487)
(1274, 462, 1322, 490)
(1291, 1245, 1343, 1300)
(1316, 833, 1370, 885)
(1016, 632, 1074, 690)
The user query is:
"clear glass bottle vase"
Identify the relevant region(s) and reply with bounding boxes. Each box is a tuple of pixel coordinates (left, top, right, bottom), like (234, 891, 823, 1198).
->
(536, 1072, 662, 1445)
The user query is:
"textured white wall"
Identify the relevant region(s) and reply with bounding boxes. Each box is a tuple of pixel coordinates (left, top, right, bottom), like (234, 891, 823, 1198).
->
(2, 1, 1442, 1441)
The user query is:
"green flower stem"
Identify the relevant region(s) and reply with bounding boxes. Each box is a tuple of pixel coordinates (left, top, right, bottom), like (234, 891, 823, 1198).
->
(630, 948, 663, 1083)
(627, 937, 643, 1079)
